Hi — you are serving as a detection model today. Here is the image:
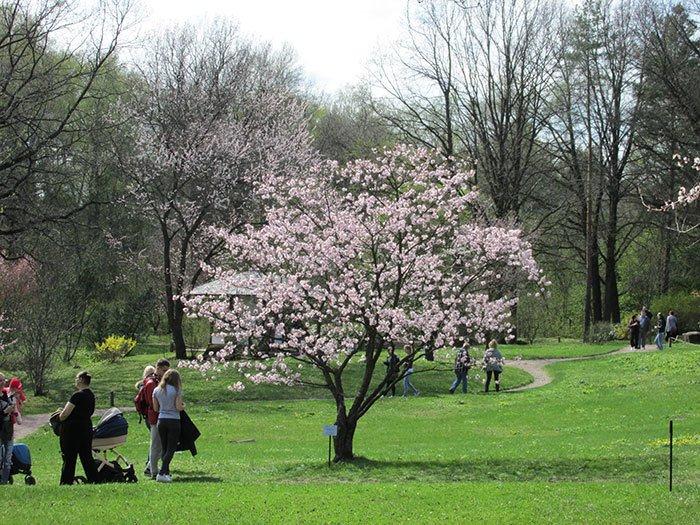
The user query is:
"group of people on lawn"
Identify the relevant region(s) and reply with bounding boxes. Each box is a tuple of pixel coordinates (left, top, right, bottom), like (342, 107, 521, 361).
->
(628, 308, 678, 350)
(383, 339, 505, 397)
(0, 360, 186, 485)
(53, 361, 186, 485)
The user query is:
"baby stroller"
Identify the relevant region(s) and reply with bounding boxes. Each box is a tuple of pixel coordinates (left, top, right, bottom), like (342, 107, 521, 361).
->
(2, 443, 35, 485)
(76, 408, 137, 483)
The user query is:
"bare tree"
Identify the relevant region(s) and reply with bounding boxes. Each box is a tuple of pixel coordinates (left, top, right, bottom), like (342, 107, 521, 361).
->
(373, 0, 557, 223)
(118, 22, 315, 359)
(0, 0, 132, 254)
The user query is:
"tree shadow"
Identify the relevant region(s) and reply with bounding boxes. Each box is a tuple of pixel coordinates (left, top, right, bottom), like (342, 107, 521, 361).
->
(289, 455, 665, 483)
(171, 469, 223, 483)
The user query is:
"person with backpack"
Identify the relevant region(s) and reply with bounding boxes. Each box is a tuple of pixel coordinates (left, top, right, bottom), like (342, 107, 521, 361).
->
(666, 310, 678, 347)
(143, 359, 170, 479)
(654, 312, 666, 350)
(134, 365, 156, 474)
(152, 369, 185, 483)
(449, 346, 471, 394)
(483, 340, 504, 393)
(1, 377, 23, 484)
(383, 348, 400, 397)
(57, 371, 99, 484)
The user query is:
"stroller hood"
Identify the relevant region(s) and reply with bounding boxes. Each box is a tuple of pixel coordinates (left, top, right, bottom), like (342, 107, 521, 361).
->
(93, 408, 128, 439)
(12, 443, 31, 466)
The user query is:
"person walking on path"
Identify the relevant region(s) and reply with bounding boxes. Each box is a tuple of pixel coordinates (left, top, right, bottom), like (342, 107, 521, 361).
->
(450, 346, 471, 394)
(58, 371, 99, 485)
(152, 369, 185, 483)
(638, 308, 651, 349)
(1, 376, 22, 484)
(628, 315, 640, 350)
(483, 340, 504, 393)
(144, 359, 169, 479)
(383, 348, 400, 397)
(654, 313, 666, 350)
(666, 310, 678, 347)
(402, 359, 420, 397)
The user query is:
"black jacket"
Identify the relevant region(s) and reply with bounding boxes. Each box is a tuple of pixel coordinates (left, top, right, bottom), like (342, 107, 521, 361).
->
(176, 410, 201, 456)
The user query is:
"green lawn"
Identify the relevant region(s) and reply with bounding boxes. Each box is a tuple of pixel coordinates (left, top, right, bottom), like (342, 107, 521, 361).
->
(497, 338, 623, 359)
(4, 343, 699, 523)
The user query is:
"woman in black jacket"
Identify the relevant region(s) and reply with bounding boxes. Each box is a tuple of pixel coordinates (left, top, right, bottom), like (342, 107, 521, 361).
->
(628, 315, 640, 350)
(58, 371, 99, 484)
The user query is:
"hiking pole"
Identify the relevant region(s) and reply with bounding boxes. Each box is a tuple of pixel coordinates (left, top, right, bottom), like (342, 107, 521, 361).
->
(669, 420, 673, 492)
(110, 391, 115, 408)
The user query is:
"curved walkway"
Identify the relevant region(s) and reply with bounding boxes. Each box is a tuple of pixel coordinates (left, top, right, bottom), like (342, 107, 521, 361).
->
(505, 344, 658, 392)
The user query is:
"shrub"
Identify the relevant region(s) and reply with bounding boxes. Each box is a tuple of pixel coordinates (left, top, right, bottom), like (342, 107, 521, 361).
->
(94, 335, 137, 363)
(585, 322, 617, 343)
(651, 291, 700, 334)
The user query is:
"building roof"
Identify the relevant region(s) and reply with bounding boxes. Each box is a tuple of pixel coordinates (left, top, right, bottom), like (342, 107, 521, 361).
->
(188, 271, 263, 297)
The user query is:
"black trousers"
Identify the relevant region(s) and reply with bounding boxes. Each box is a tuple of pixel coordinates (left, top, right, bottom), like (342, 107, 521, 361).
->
(157, 419, 181, 475)
(485, 370, 501, 392)
(60, 424, 98, 485)
(384, 374, 396, 396)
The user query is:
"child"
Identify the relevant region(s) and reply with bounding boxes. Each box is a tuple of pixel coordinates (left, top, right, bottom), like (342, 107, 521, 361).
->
(1, 377, 23, 484)
(402, 360, 420, 397)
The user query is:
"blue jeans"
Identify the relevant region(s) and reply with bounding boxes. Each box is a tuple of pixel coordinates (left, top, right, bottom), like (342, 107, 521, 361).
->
(654, 332, 664, 350)
(450, 371, 468, 393)
(1, 438, 13, 483)
(402, 375, 419, 396)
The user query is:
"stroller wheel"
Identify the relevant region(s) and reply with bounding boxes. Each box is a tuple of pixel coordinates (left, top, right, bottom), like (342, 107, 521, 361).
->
(74, 476, 87, 484)
(25, 475, 36, 485)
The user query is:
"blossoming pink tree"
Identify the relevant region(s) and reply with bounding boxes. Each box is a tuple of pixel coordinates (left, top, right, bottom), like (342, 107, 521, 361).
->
(185, 145, 546, 461)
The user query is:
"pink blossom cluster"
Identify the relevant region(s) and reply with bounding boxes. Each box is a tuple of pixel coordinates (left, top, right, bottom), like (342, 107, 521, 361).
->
(667, 154, 700, 209)
(184, 145, 545, 390)
(0, 313, 12, 351)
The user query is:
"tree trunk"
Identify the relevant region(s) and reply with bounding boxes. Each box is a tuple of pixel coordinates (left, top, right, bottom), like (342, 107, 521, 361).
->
(333, 409, 357, 462)
(659, 220, 671, 294)
(171, 300, 187, 359)
(603, 197, 620, 323)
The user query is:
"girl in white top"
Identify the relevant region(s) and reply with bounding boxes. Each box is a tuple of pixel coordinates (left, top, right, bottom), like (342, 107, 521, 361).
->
(152, 369, 184, 482)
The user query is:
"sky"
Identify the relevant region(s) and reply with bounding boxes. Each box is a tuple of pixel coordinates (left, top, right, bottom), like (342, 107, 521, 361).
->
(134, 0, 407, 93)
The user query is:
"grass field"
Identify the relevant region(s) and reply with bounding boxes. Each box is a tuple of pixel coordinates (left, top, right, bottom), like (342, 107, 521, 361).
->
(3, 341, 699, 523)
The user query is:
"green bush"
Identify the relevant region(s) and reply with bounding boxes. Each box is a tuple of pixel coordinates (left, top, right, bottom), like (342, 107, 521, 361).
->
(584, 322, 617, 343)
(94, 335, 137, 363)
(651, 291, 700, 333)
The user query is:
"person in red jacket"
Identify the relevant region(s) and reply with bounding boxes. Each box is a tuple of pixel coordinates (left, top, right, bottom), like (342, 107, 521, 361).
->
(144, 358, 170, 479)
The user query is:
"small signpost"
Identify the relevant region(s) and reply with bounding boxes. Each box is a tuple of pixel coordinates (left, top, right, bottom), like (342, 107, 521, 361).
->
(323, 424, 338, 467)
(669, 420, 673, 492)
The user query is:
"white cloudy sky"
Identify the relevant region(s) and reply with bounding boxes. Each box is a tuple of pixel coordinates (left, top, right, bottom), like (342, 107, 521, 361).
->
(132, 0, 407, 93)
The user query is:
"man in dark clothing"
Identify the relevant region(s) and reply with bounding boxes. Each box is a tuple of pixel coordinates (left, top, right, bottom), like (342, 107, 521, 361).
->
(58, 371, 99, 485)
(383, 348, 400, 397)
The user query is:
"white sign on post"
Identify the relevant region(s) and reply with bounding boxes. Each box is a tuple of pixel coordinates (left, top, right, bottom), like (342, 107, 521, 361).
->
(323, 424, 338, 437)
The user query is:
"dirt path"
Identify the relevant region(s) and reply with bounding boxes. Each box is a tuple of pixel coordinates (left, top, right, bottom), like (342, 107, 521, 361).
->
(505, 345, 657, 392)
(13, 407, 134, 441)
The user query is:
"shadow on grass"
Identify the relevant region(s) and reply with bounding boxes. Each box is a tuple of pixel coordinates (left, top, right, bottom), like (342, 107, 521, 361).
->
(278, 455, 667, 483)
(171, 470, 223, 483)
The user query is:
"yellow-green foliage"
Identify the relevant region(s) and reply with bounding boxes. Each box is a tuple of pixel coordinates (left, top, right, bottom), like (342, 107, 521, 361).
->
(94, 335, 137, 363)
